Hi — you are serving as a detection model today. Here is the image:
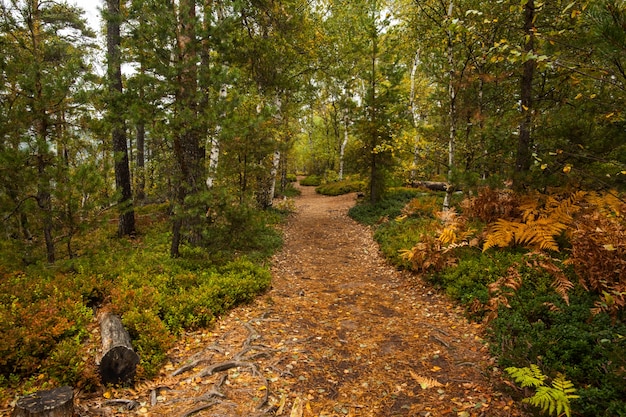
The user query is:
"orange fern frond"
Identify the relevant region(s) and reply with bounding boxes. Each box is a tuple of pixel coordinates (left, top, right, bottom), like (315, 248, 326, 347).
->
(484, 266, 523, 322)
(483, 219, 516, 251)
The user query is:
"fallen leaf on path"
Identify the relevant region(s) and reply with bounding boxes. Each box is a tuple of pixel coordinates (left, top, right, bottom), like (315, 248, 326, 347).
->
(410, 371, 443, 389)
(290, 397, 303, 417)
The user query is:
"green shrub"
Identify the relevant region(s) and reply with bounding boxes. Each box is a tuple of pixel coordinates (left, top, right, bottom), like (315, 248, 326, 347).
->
(300, 175, 322, 186)
(490, 278, 626, 417)
(316, 179, 365, 196)
(348, 187, 422, 225)
(373, 218, 435, 269)
(428, 251, 526, 312)
(0, 201, 282, 394)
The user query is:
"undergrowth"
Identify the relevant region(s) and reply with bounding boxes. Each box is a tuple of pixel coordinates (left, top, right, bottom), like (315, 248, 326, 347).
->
(0, 202, 283, 402)
(316, 179, 365, 196)
(352, 186, 626, 417)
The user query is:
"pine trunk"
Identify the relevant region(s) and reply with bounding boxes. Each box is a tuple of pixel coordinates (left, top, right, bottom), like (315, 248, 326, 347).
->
(107, 0, 136, 237)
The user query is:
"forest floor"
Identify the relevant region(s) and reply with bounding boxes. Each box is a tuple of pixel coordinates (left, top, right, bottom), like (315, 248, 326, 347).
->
(78, 183, 528, 417)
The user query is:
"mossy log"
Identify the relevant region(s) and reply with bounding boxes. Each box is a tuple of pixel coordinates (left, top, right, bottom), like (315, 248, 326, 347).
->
(98, 312, 139, 384)
(12, 386, 74, 417)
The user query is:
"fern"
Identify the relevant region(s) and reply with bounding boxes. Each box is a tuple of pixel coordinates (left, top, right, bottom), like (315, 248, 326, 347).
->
(483, 191, 586, 252)
(506, 366, 578, 417)
(506, 364, 546, 388)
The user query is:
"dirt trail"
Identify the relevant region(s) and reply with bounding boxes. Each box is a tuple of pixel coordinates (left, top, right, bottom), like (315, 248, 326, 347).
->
(81, 184, 525, 417)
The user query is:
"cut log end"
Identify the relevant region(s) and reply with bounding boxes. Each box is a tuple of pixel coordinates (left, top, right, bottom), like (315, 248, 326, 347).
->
(98, 312, 140, 385)
(12, 386, 74, 417)
(100, 345, 140, 384)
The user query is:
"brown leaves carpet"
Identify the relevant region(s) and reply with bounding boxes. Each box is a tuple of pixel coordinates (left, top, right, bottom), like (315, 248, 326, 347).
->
(79, 183, 527, 417)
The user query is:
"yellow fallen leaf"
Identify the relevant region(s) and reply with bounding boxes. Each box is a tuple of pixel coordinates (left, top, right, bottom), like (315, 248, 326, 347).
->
(276, 394, 287, 415)
(431, 366, 442, 372)
(103, 391, 112, 399)
(563, 165, 572, 173)
(290, 397, 303, 417)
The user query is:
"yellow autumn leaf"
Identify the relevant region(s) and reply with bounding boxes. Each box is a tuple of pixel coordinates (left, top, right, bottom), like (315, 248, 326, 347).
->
(290, 397, 303, 417)
(603, 244, 616, 251)
(103, 391, 112, 399)
(563, 165, 572, 173)
(574, 93, 583, 100)
(276, 394, 287, 415)
(541, 164, 548, 170)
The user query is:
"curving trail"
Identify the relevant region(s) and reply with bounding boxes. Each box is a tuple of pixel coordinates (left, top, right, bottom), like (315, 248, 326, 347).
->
(80, 183, 526, 417)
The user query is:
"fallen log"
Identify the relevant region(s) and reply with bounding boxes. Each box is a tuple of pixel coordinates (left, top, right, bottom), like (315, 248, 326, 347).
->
(407, 181, 451, 192)
(98, 312, 140, 384)
(12, 385, 74, 417)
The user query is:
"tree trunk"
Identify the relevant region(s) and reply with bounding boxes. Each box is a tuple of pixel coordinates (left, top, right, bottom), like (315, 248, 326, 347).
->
(170, 0, 204, 257)
(98, 312, 140, 385)
(107, 0, 136, 237)
(268, 150, 281, 205)
(136, 121, 146, 201)
(516, 0, 535, 184)
(12, 386, 74, 417)
(339, 113, 349, 181)
(443, 0, 455, 211)
(410, 49, 421, 182)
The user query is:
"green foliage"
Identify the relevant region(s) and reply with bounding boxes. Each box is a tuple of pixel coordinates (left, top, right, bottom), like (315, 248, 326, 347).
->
(374, 218, 436, 269)
(300, 175, 323, 186)
(506, 365, 578, 417)
(354, 189, 626, 417)
(316, 179, 365, 196)
(348, 188, 422, 226)
(429, 252, 525, 312)
(0, 202, 280, 392)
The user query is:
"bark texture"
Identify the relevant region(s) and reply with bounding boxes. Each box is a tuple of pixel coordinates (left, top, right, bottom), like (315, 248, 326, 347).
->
(12, 386, 74, 417)
(98, 313, 140, 384)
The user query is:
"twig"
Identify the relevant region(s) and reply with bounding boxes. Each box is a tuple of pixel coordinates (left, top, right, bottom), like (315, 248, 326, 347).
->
(430, 334, 450, 348)
(180, 401, 217, 417)
(104, 399, 139, 410)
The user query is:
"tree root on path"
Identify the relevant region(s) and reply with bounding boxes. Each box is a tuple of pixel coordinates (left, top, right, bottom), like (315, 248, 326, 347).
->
(168, 316, 274, 412)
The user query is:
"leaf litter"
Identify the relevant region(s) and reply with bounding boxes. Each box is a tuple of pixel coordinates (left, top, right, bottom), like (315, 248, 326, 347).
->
(77, 184, 527, 417)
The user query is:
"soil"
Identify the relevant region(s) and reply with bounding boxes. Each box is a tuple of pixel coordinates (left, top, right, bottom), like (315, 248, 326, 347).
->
(77, 183, 527, 417)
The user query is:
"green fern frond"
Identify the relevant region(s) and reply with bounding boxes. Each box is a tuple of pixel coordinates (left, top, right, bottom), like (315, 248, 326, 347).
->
(505, 364, 546, 388)
(508, 366, 578, 417)
(552, 373, 579, 397)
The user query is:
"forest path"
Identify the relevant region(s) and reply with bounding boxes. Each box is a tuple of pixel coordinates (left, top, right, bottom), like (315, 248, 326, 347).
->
(84, 183, 526, 417)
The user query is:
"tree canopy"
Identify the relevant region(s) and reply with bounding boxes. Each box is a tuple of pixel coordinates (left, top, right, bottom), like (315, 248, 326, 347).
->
(1, 0, 624, 259)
